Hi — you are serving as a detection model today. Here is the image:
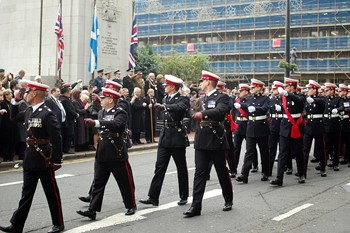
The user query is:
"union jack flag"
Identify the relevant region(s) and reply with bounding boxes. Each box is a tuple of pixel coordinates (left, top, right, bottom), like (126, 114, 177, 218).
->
(128, 15, 138, 69)
(54, 5, 64, 71)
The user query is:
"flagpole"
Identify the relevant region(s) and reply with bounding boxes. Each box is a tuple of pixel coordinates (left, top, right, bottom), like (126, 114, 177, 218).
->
(38, 0, 43, 75)
(55, 37, 58, 81)
(54, 0, 60, 83)
(55, 39, 58, 80)
(91, 0, 96, 84)
(58, 0, 62, 83)
(128, 4, 138, 70)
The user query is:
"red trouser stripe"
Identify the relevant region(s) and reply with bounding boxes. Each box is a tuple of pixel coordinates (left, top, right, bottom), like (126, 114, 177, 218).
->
(50, 169, 63, 225)
(124, 161, 136, 206)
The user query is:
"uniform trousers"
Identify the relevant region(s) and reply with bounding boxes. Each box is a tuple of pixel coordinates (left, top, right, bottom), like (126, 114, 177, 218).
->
(11, 169, 63, 229)
(241, 136, 269, 177)
(324, 132, 341, 166)
(269, 131, 279, 176)
(303, 133, 326, 177)
(89, 161, 136, 212)
(209, 130, 235, 176)
(277, 135, 304, 179)
(61, 128, 73, 153)
(191, 149, 233, 211)
(233, 133, 245, 174)
(225, 129, 235, 173)
(341, 132, 350, 162)
(148, 147, 189, 200)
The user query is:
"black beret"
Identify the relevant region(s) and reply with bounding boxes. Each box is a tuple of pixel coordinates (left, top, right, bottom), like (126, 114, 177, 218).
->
(61, 87, 71, 94)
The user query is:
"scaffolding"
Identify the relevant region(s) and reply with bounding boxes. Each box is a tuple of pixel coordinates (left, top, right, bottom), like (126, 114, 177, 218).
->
(135, 0, 350, 86)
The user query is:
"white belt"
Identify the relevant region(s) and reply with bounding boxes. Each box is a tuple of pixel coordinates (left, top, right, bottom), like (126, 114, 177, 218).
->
(236, 117, 248, 121)
(307, 114, 323, 119)
(283, 113, 302, 118)
(270, 113, 283, 119)
(324, 114, 339, 118)
(249, 115, 267, 121)
(342, 115, 350, 119)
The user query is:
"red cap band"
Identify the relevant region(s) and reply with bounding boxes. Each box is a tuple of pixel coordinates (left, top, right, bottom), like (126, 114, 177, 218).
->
(165, 79, 181, 86)
(105, 83, 122, 91)
(202, 74, 218, 81)
(309, 83, 319, 89)
(27, 83, 47, 91)
(251, 82, 264, 87)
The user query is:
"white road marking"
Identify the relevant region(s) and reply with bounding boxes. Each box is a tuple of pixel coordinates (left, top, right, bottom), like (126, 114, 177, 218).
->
(0, 174, 74, 187)
(166, 167, 195, 175)
(272, 203, 314, 221)
(55, 174, 75, 179)
(346, 182, 350, 186)
(66, 189, 222, 233)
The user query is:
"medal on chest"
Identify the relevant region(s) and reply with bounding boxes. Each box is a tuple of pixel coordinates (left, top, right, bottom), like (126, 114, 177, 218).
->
(29, 118, 42, 128)
(104, 115, 114, 121)
(207, 100, 216, 109)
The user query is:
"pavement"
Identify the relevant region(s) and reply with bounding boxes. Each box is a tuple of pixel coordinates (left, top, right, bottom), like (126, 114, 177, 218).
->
(0, 132, 195, 170)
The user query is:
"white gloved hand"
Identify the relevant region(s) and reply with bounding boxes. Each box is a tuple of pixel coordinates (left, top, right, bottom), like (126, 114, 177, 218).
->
(234, 103, 241, 109)
(306, 97, 314, 104)
(278, 87, 288, 96)
(275, 104, 282, 111)
(332, 108, 338, 114)
(248, 106, 256, 113)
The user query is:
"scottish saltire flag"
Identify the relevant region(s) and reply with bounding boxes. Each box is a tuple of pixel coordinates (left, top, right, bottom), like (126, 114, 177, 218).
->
(88, 4, 99, 73)
(128, 15, 138, 69)
(54, 4, 64, 71)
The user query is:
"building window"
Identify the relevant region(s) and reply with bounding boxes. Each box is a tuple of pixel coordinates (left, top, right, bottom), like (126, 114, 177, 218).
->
(311, 30, 318, 37)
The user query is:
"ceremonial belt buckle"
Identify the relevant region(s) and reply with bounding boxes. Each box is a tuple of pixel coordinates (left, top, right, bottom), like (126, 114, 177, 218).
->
(164, 121, 182, 128)
(200, 121, 221, 127)
(26, 138, 50, 146)
(99, 132, 121, 139)
(237, 117, 247, 121)
(249, 115, 266, 121)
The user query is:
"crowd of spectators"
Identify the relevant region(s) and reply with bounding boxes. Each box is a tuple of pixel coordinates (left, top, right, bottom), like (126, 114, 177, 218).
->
(0, 67, 249, 162)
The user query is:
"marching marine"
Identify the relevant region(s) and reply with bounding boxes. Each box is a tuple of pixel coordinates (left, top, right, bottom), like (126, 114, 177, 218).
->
(0, 80, 64, 233)
(236, 79, 270, 184)
(77, 88, 136, 220)
(338, 84, 350, 167)
(303, 80, 327, 178)
(322, 83, 344, 171)
(184, 71, 233, 217)
(271, 77, 306, 186)
(139, 75, 190, 207)
(268, 81, 284, 176)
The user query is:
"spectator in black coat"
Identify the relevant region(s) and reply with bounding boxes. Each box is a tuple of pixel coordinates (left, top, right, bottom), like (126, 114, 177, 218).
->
(72, 89, 90, 151)
(89, 91, 102, 149)
(0, 89, 15, 161)
(123, 68, 135, 97)
(131, 87, 144, 145)
(60, 87, 78, 154)
(45, 87, 66, 130)
(15, 98, 29, 160)
(143, 88, 157, 143)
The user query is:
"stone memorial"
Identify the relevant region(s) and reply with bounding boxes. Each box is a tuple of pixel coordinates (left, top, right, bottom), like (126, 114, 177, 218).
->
(0, 0, 132, 87)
